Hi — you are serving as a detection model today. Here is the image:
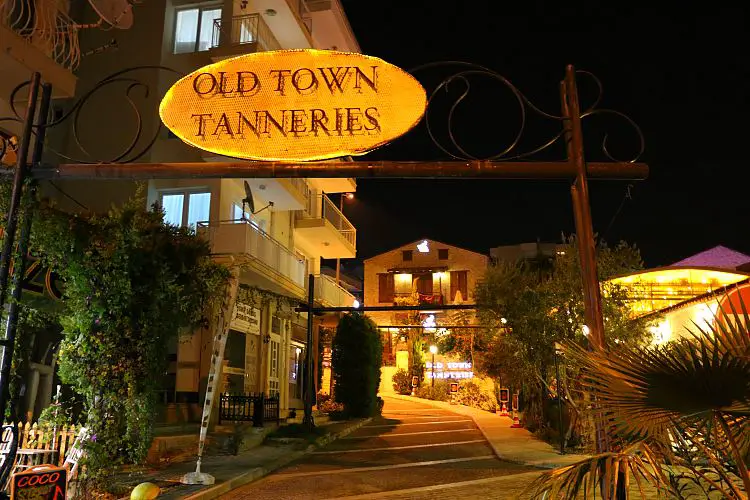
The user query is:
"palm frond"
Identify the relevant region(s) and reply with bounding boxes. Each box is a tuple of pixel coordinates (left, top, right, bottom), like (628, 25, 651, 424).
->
(529, 441, 670, 499)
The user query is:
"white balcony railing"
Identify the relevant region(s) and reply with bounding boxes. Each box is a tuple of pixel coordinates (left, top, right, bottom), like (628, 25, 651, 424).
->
(197, 219, 305, 291)
(315, 273, 356, 307)
(298, 194, 356, 248)
(1, 0, 81, 70)
(211, 13, 282, 52)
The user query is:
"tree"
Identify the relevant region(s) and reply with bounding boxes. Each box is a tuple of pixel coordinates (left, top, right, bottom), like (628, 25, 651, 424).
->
(473, 237, 650, 445)
(332, 313, 382, 417)
(31, 196, 229, 481)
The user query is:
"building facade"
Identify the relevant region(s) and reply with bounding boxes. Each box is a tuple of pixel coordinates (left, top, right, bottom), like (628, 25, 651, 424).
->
(1, 0, 360, 421)
(607, 246, 750, 345)
(363, 239, 487, 390)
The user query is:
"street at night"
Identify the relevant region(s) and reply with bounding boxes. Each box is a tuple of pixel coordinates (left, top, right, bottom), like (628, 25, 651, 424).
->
(221, 397, 539, 500)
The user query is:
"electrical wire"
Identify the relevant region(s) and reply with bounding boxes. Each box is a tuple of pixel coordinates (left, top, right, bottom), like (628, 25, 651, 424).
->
(602, 184, 633, 240)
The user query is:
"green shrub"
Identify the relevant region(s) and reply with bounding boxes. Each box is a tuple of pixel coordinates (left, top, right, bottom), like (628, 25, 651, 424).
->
(332, 313, 383, 417)
(392, 369, 413, 395)
(455, 381, 497, 411)
(415, 379, 450, 401)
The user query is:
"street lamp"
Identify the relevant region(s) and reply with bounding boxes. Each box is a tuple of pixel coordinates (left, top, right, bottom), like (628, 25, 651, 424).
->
(554, 341, 565, 455)
(429, 345, 438, 387)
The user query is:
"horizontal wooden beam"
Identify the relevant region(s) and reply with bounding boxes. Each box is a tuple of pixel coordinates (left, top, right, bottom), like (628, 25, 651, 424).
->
(27, 160, 648, 181)
(297, 304, 478, 313)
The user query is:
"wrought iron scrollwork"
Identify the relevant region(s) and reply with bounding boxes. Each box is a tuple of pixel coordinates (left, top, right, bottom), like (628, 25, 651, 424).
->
(410, 62, 644, 163)
(1, 66, 184, 165)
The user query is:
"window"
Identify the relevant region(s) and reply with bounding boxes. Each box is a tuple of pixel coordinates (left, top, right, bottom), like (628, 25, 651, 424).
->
(438, 249, 449, 260)
(173, 6, 222, 54)
(378, 273, 395, 303)
(402, 250, 413, 262)
(160, 191, 211, 229)
(450, 270, 468, 302)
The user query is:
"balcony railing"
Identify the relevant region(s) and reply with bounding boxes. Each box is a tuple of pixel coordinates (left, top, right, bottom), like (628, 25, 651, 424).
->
(211, 13, 282, 52)
(299, 194, 356, 248)
(393, 292, 444, 306)
(1, 0, 80, 70)
(286, 0, 313, 32)
(197, 219, 305, 290)
(315, 274, 356, 307)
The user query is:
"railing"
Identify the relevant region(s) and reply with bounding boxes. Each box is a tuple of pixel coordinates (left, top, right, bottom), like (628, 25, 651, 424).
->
(1, 421, 82, 467)
(394, 292, 444, 306)
(0, 0, 81, 70)
(286, 0, 313, 33)
(297, 194, 356, 248)
(197, 220, 305, 291)
(218, 393, 280, 425)
(315, 273, 356, 307)
(211, 13, 282, 52)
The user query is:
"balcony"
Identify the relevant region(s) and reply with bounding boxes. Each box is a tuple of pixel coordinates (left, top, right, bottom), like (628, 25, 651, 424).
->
(252, 0, 313, 48)
(315, 274, 356, 307)
(294, 193, 356, 259)
(393, 292, 444, 307)
(307, 178, 357, 195)
(209, 13, 281, 61)
(0, 0, 79, 98)
(242, 177, 310, 211)
(197, 219, 306, 297)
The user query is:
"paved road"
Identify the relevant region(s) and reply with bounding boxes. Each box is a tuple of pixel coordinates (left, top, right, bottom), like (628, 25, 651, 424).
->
(221, 396, 542, 499)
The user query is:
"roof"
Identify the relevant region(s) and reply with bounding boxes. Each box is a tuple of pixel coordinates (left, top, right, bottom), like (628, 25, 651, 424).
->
(671, 245, 750, 270)
(363, 238, 487, 262)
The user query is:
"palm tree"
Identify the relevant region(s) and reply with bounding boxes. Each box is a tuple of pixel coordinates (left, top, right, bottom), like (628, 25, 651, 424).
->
(530, 295, 750, 499)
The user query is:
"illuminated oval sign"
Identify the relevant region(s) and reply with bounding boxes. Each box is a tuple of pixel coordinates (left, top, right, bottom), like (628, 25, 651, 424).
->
(159, 49, 427, 161)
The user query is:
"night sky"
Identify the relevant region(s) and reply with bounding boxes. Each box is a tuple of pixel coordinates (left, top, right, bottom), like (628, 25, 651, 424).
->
(333, 4, 749, 270)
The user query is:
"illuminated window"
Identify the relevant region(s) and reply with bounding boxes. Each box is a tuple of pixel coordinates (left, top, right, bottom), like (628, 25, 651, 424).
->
(402, 250, 413, 261)
(160, 191, 211, 229)
(173, 6, 222, 54)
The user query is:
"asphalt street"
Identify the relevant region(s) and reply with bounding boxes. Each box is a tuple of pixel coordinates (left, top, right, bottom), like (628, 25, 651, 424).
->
(220, 397, 542, 499)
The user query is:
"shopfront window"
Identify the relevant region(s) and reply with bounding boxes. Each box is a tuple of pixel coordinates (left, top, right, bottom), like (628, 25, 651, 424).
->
(289, 345, 304, 400)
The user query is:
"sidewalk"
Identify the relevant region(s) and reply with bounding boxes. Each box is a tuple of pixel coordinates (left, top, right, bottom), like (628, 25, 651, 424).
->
(109, 418, 370, 500)
(383, 394, 588, 469)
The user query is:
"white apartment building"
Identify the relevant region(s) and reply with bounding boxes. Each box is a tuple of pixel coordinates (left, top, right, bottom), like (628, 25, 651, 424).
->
(1, 0, 360, 421)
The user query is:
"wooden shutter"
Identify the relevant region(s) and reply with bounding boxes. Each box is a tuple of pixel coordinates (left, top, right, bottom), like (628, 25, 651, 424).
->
(416, 273, 433, 295)
(450, 271, 468, 301)
(378, 273, 394, 303)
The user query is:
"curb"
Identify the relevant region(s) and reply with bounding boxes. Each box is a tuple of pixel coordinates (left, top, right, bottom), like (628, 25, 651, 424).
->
(382, 394, 586, 470)
(182, 417, 372, 500)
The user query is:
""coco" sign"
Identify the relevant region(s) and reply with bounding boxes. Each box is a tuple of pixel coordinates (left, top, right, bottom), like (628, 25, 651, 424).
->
(159, 49, 426, 162)
(11, 465, 66, 499)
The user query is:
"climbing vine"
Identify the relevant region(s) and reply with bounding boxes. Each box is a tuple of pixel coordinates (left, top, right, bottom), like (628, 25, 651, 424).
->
(29, 195, 230, 481)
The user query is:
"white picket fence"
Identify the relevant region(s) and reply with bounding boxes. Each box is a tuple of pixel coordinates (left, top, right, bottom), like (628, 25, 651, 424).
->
(2, 421, 82, 467)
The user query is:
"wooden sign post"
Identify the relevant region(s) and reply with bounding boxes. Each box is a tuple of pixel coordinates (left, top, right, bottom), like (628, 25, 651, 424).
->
(10, 465, 66, 500)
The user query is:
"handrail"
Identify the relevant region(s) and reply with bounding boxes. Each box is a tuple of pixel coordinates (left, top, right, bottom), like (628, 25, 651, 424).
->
(315, 273, 355, 306)
(211, 13, 281, 51)
(0, 0, 81, 70)
(286, 0, 312, 33)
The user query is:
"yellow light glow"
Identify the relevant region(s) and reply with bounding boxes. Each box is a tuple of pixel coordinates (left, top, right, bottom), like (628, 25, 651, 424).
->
(649, 319, 672, 345)
(395, 273, 412, 284)
(159, 49, 427, 161)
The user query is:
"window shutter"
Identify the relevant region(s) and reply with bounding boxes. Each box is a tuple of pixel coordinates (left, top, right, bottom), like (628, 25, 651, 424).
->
(450, 271, 468, 301)
(378, 273, 394, 303)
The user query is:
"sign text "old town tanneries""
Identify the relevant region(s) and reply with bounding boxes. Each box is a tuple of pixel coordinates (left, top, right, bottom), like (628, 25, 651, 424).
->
(159, 49, 427, 162)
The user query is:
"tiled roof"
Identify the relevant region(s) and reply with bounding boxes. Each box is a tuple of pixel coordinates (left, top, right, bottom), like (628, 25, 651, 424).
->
(671, 245, 750, 270)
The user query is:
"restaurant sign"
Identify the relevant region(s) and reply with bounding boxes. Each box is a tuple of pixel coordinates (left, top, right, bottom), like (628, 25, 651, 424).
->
(159, 49, 427, 161)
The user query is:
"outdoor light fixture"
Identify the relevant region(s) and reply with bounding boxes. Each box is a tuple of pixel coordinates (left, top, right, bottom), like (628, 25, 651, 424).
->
(422, 314, 436, 328)
(265, 8, 277, 16)
(346, 193, 354, 200)
(500, 317, 508, 325)
(581, 325, 590, 337)
(352, 299, 361, 309)
(417, 240, 429, 253)
(429, 345, 438, 355)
